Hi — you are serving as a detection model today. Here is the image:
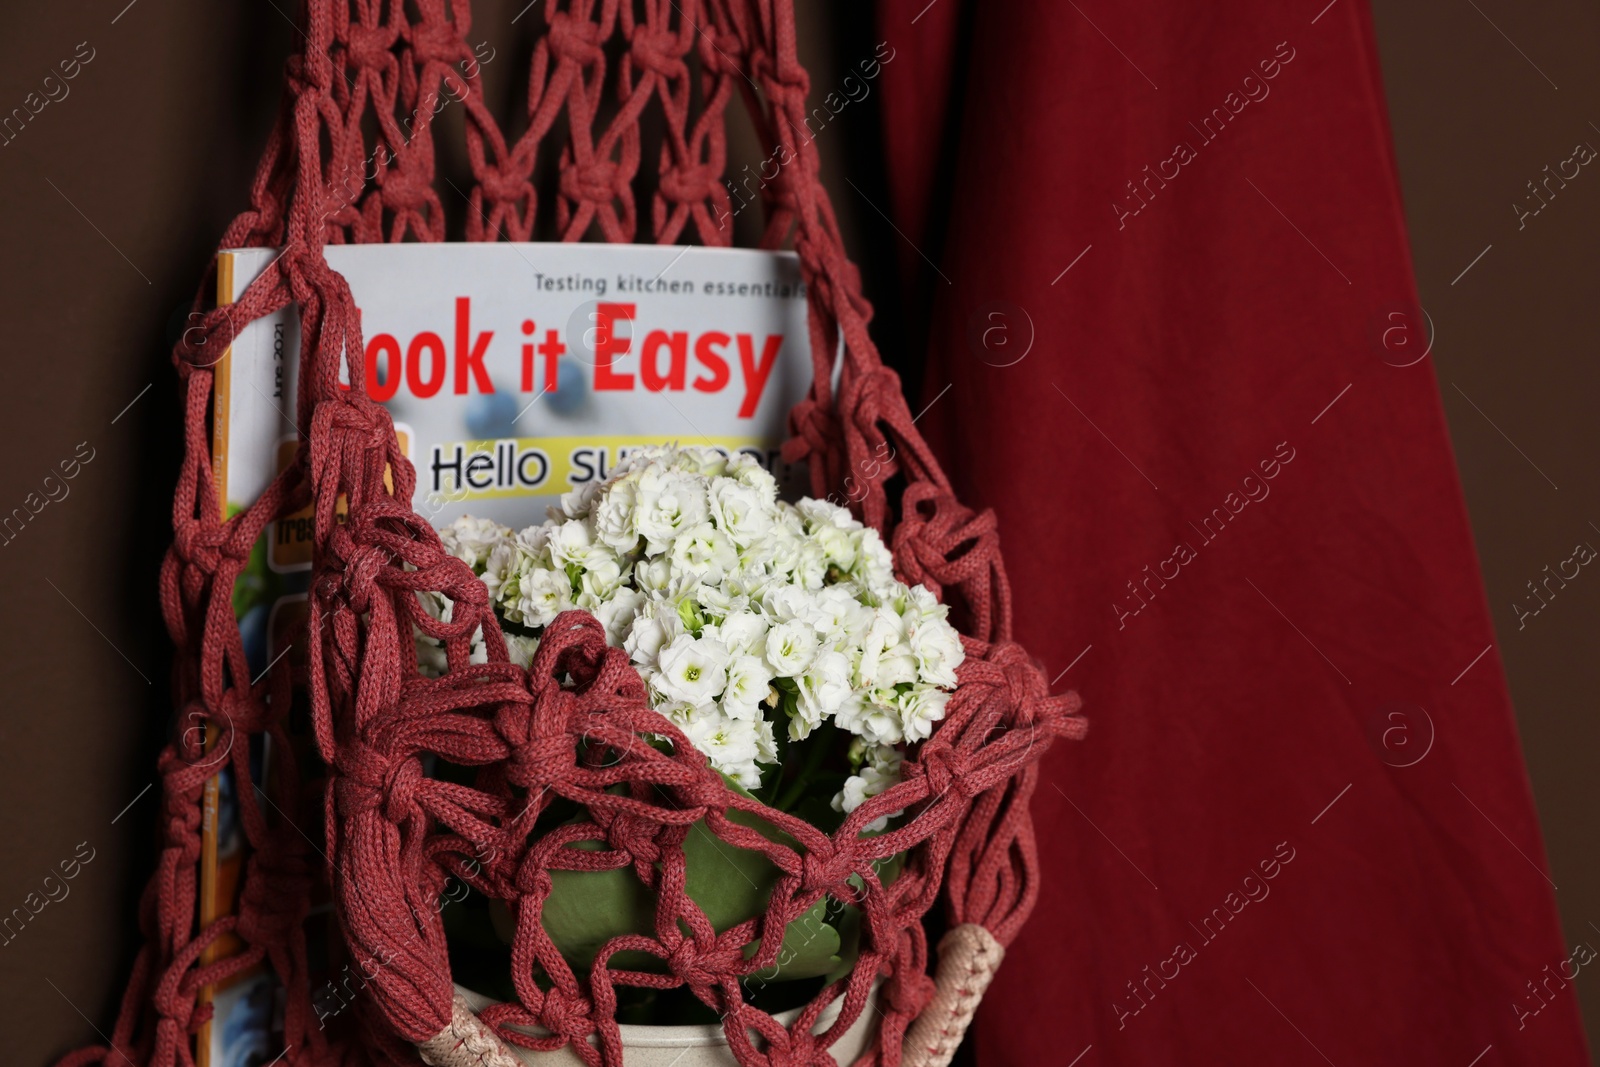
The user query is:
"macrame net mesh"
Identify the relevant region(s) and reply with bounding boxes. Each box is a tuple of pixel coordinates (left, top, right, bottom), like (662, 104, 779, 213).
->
(58, 3, 1085, 1066)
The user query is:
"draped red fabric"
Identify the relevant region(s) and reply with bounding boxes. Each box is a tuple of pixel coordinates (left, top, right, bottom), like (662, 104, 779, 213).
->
(875, 1, 1590, 1064)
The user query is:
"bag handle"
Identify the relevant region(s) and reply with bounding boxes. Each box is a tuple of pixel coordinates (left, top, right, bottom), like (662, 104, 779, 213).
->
(60, 7, 1084, 1067)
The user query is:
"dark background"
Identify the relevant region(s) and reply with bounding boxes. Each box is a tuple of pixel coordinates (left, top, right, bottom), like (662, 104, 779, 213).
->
(0, 1, 1594, 1063)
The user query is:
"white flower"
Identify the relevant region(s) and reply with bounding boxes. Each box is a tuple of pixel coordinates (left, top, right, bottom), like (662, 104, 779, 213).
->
(712, 611, 769, 656)
(505, 633, 539, 669)
(514, 568, 572, 627)
(669, 522, 738, 584)
(720, 654, 770, 721)
(832, 745, 904, 831)
(855, 529, 897, 596)
(762, 584, 812, 623)
(514, 524, 552, 558)
(709, 480, 774, 547)
(593, 588, 645, 645)
(696, 583, 749, 619)
(668, 702, 762, 788)
(726, 451, 779, 498)
(793, 540, 827, 591)
(549, 518, 598, 569)
(898, 686, 949, 744)
(763, 619, 818, 678)
(440, 515, 512, 570)
(854, 609, 906, 689)
(677, 446, 730, 478)
(635, 468, 710, 552)
(753, 717, 779, 764)
(807, 585, 870, 640)
(579, 557, 625, 601)
(653, 634, 731, 705)
(637, 556, 677, 595)
(481, 542, 518, 604)
(593, 479, 639, 554)
(877, 643, 920, 688)
(623, 600, 680, 668)
(835, 692, 902, 746)
(814, 523, 858, 572)
(798, 498, 857, 531)
(557, 480, 601, 519)
(793, 650, 853, 737)
(908, 613, 964, 689)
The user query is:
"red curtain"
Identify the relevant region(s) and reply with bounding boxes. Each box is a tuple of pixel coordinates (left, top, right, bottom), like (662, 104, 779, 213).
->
(874, 1, 1590, 1063)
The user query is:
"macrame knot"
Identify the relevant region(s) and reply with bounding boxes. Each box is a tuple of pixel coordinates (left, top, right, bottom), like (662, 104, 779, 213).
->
(666, 937, 709, 985)
(657, 165, 716, 205)
(337, 743, 413, 820)
(607, 812, 659, 862)
(383, 755, 425, 823)
(158, 747, 205, 844)
(479, 164, 535, 204)
(505, 732, 578, 790)
(173, 305, 245, 368)
(514, 849, 554, 897)
(587, 644, 649, 704)
(800, 846, 845, 892)
(845, 368, 905, 435)
(382, 164, 439, 213)
(218, 684, 270, 736)
(538, 986, 593, 1040)
(673, 775, 727, 816)
(534, 612, 611, 685)
(1036, 690, 1088, 743)
(172, 520, 231, 573)
(992, 645, 1048, 719)
(338, 540, 390, 614)
(560, 159, 622, 206)
(547, 13, 604, 68)
(345, 23, 396, 69)
(782, 397, 838, 466)
(408, 20, 468, 67)
(915, 745, 976, 802)
(697, 32, 748, 77)
(629, 29, 687, 78)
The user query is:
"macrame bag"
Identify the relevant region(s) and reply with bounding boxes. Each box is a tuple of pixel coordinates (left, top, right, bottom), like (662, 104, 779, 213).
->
(61, 2, 1084, 1065)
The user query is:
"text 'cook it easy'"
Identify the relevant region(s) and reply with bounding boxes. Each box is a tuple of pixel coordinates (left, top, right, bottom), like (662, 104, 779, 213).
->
(357, 297, 784, 418)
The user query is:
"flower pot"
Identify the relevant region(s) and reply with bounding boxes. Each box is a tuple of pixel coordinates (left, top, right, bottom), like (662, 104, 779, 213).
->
(419, 982, 881, 1067)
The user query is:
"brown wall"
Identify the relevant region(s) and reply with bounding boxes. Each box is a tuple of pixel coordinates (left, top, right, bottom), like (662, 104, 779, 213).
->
(1369, 0, 1600, 1052)
(0, 5, 292, 1065)
(2, 2, 1596, 1064)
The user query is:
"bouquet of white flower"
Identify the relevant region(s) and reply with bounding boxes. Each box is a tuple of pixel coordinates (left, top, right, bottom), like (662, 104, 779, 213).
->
(421, 445, 964, 832)
(420, 445, 967, 1012)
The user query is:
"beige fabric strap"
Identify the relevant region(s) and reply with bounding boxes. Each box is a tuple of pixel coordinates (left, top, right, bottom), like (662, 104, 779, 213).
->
(417, 994, 527, 1067)
(901, 924, 1005, 1067)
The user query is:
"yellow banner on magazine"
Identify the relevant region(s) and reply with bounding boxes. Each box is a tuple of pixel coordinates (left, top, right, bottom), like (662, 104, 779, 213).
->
(269, 433, 781, 570)
(418, 433, 780, 504)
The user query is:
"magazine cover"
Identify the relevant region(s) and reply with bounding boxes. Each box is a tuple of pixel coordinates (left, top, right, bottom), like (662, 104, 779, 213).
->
(201, 242, 814, 1064)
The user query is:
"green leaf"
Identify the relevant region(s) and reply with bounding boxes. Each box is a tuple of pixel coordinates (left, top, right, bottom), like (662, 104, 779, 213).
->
(681, 812, 783, 929)
(747, 895, 843, 981)
(540, 786, 790, 973)
(820, 905, 861, 987)
(541, 841, 660, 972)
